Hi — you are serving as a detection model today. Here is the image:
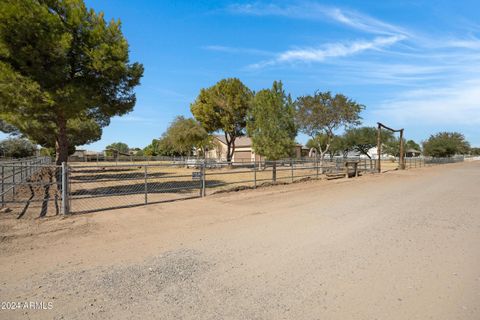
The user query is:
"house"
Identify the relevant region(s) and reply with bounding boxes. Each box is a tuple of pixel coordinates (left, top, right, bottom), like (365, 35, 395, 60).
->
(362, 146, 395, 159)
(69, 149, 103, 162)
(366, 146, 421, 159)
(406, 148, 421, 157)
(205, 135, 302, 162)
(71, 149, 87, 159)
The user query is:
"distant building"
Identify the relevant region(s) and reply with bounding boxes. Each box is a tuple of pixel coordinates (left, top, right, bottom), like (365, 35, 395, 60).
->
(69, 150, 103, 162)
(205, 135, 302, 162)
(406, 148, 421, 157)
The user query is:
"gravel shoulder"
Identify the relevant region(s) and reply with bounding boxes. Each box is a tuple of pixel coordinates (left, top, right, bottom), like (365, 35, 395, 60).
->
(1, 161, 479, 319)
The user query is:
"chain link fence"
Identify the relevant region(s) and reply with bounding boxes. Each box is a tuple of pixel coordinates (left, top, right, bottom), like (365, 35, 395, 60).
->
(67, 163, 202, 213)
(0, 156, 465, 217)
(0, 157, 59, 218)
(404, 156, 464, 168)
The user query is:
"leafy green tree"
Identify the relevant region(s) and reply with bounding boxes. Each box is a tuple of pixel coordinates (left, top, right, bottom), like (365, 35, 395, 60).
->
(0, 0, 144, 164)
(307, 134, 351, 159)
(423, 132, 470, 157)
(131, 148, 143, 156)
(345, 127, 393, 159)
(39, 147, 54, 157)
(163, 116, 210, 156)
(247, 81, 297, 181)
(106, 142, 129, 154)
(384, 139, 421, 157)
(155, 136, 179, 156)
(405, 140, 421, 152)
(191, 78, 253, 163)
(0, 120, 19, 135)
(0, 138, 37, 158)
(470, 147, 480, 156)
(143, 139, 165, 157)
(33, 118, 101, 157)
(296, 91, 363, 171)
(306, 134, 328, 156)
(383, 138, 403, 157)
(329, 135, 350, 158)
(144, 117, 210, 157)
(143, 139, 160, 156)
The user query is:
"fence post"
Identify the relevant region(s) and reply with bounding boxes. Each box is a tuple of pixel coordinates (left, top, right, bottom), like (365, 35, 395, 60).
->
(316, 155, 319, 179)
(61, 162, 69, 215)
(144, 165, 148, 205)
(1, 165, 4, 207)
(253, 159, 257, 189)
(272, 161, 277, 183)
(291, 159, 294, 183)
(12, 165, 15, 201)
(201, 161, 206, 197)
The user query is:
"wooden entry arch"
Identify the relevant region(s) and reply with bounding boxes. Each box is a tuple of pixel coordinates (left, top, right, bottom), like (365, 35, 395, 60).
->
(376, 122, 405, 173)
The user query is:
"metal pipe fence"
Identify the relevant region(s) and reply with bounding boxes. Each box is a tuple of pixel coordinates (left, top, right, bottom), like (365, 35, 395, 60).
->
(0, 157, 52, 209)
(0, 155, 465, 217)
(403, 156, 464, 168)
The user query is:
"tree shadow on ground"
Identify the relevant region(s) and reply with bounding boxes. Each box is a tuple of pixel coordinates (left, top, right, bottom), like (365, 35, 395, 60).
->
(70, 171, 172, 181)
(72, 168, 138, 174)
(70, 180, 224, 196)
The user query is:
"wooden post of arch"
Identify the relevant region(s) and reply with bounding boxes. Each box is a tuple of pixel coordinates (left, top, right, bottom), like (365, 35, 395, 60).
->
(377, 122, 405, 173)
(377, 123, 382, 173)
(399, 129, 405, 170)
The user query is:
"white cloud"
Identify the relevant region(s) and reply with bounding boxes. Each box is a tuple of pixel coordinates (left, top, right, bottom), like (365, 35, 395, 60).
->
(225, 2, 409, 69)
(114, 116, 153, 123)
(324, 7, 409, 36)
(202, 45, 273, 56)
(224, 2, 480, 145)
(227, 2, 409, 36)
(374, 79, 480, 126)
(445, 39, 480, 50)
(249, 35, 405, 68)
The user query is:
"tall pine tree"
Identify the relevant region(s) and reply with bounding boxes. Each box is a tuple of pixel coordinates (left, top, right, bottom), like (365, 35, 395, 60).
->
(247, 81, 297, 181)
(0, 0, 143, 163)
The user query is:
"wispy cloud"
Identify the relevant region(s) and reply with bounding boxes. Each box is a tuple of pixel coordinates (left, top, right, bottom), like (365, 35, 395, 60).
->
(225, 2, 409, 68)
(325, 8, 409, 37)
(374, 79, 480, 126)
(202, 45, 273, 56)
(113, 116, 155, 124)
(227, 2, 409, 36)
(249, 35, 405, 68)
(223, 2, 480, 144)
(445, 38, 480, 50)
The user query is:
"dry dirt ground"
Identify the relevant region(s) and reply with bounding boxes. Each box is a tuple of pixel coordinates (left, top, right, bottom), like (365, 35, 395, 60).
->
(0, 161, 479, 319)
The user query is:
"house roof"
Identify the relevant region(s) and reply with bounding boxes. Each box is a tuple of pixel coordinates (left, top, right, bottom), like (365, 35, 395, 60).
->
(214, 135, 253, 147)
(71, 150, 101, 156)
(406, 148, 421, 153)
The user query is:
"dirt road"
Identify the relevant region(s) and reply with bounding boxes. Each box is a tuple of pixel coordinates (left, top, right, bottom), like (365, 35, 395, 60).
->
(1, 161, 479, 319)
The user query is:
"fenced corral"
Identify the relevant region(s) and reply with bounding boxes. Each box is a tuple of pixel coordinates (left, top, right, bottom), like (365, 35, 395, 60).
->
(203, 158, 376, 193)
(67, 158, 377, 213)
(0, 155, 465, 217)
(68, 163, 203, 213)
(404, 156, 464, 168)
(0, 157, 56, 218)
(69, 154, 200, 163)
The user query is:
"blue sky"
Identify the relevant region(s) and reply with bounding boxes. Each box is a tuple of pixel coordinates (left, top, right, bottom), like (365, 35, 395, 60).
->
(5, 0, 480, 149)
